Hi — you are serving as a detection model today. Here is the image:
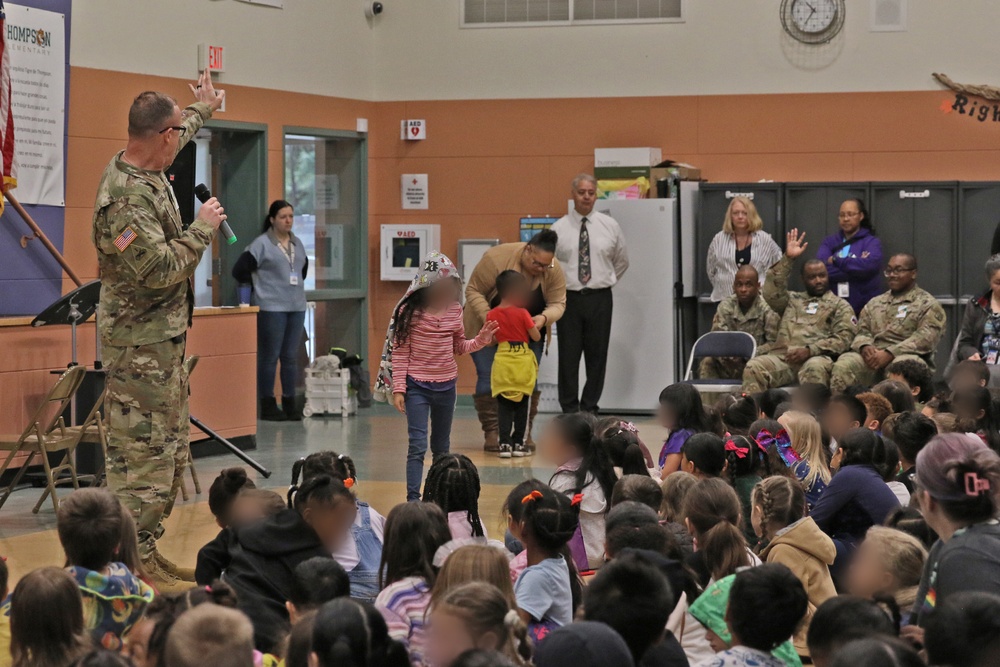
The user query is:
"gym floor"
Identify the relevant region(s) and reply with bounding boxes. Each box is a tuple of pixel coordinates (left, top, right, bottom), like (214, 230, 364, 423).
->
(0, 404, 667, 586)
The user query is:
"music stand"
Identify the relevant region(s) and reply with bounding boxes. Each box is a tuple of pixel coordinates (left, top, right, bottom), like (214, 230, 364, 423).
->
(32, 279, 101, 367)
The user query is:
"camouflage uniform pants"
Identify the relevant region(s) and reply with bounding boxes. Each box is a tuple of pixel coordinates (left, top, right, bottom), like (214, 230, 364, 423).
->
(699, 357, 748, 381)
(741, 353, 834, 394)
(105, 337, 189, 560)
(830, 352, 928, 394)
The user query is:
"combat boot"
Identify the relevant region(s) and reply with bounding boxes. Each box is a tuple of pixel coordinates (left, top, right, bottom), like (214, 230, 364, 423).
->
(144, 558, 195, 595)
(152, 550, 196, 582)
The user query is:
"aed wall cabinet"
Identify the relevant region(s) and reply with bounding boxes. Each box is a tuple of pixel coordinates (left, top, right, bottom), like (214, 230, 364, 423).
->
(380, 224, 442, 281)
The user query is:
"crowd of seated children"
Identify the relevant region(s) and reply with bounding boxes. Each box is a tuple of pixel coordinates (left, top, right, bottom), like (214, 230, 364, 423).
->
(11, 355, 1000, 667)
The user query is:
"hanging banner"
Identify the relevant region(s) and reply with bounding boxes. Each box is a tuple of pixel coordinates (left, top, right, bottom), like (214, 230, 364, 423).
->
(6, 3, 65, 206)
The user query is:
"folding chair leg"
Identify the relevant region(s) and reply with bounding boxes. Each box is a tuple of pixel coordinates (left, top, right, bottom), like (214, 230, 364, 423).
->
(188, 447, 201, 495)
(34, 453, 79, 514)
(0, 450, 36, 510)
(37, 449, 61, 515)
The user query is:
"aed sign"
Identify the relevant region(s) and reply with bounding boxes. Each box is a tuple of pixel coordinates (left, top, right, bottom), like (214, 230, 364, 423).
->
(401, 119, 427, 141)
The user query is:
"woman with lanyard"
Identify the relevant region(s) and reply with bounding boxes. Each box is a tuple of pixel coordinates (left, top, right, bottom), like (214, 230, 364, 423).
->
(815, 198, 883, 316)
(903, 433, 1000, 646)
(954, 254, 1000, 386)
(233, 200, 309, 421)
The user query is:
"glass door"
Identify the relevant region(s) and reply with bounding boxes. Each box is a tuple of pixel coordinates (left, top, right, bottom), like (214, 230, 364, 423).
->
(284, 129, 368, 362)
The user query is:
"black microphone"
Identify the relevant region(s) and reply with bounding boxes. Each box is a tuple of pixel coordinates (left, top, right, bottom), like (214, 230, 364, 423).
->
(194, 183, 237, 245)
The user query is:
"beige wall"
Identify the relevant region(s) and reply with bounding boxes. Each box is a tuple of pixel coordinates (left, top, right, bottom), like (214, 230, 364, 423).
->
(368, 0, 1000, 100)
(70, 1, 1000, 102)
(70, 0, 376, 100)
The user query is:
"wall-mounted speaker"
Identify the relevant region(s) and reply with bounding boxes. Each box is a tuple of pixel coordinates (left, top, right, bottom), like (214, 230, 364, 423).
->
(870, 0, 907, 32)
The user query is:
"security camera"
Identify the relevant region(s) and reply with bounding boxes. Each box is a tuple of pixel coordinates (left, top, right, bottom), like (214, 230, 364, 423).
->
(365, 2, 384, 18)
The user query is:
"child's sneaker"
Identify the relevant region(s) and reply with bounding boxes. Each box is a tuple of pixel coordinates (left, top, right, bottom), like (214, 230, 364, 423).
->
(498, 443, 513, 458)
(513, 442, 531, 458)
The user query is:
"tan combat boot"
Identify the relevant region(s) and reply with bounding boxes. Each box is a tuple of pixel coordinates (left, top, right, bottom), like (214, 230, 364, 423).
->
(152, 550, 196, 583)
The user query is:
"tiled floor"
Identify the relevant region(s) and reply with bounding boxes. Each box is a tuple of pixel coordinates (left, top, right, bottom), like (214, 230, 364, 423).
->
(0, 404, 667, 585)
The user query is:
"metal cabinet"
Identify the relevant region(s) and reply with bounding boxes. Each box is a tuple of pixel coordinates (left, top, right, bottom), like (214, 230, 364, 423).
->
(870, 183, 958, 298)
(958, 182, 1000, 298)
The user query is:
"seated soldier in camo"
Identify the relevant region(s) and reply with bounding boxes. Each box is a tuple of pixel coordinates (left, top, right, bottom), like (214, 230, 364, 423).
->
(830, 253, 946, 394)
(741, 229, 856, 393)
(699, 265, 780, 380)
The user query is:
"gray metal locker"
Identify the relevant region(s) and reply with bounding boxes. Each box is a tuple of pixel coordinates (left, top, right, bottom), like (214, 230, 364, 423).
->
(783, 183, 871, 292)
(958, 182, 1000, 299)
(870, 183, 958, 298)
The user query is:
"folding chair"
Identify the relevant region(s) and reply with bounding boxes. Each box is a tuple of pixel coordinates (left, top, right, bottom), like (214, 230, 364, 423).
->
(179, 355, 202, 501)
(57, 386, 110, 490)
(683, 331, 757, 394)
(0, 365, 87, 513)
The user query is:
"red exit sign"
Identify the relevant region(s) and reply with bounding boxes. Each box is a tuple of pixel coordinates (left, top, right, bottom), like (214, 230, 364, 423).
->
(199, 44, 226, 73)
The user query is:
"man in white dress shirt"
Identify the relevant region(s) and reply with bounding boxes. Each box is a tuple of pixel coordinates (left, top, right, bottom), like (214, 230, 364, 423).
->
(551, 174, 629, 414)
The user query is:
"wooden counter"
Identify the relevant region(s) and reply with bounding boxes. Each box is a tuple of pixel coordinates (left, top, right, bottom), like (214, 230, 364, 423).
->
(0, 306, 259, 452)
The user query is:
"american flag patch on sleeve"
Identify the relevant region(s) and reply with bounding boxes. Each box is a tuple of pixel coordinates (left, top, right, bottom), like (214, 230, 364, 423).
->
(113, 226, 138, 252)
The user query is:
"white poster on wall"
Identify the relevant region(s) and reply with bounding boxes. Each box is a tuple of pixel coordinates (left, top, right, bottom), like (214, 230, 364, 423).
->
(401, 174, 429, 210)
(316, 174, 340, 211)
(6, 4, 66, 207)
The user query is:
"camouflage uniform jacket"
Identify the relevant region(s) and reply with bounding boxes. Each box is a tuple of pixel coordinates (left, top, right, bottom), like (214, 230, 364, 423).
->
(762, 256, 857, 357)
(851, 286, 947, 366)
(92, 102, 214, 347)
(710, 294, 780, 356)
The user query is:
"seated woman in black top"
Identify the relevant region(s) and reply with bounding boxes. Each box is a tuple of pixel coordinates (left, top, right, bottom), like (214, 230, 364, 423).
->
(224, 475, 358, 653)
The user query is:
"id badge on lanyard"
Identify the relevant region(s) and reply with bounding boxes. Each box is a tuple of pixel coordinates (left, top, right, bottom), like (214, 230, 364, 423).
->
(282, 239, 298, 285)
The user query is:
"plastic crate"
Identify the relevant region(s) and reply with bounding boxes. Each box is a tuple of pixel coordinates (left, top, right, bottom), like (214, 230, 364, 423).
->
(303, 368, 357, 418)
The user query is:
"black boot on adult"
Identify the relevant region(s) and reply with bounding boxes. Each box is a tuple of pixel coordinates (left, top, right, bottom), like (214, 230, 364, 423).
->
(260, 397, 287, 421)
(283, 396, 302, 421)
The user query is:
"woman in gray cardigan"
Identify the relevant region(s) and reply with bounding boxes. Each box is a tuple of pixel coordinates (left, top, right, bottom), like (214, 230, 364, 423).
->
(233, 200, 309, 420)
(705, 196, 782, 302)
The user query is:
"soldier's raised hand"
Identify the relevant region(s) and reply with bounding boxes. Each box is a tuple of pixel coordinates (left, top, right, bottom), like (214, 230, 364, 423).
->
(785, 229, 808, 259)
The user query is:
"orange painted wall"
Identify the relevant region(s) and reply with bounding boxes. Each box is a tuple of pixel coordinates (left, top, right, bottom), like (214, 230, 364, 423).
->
(38, 68, 1000, 395)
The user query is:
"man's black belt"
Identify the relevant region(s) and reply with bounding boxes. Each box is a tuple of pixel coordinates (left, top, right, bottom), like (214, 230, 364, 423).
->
(569, 287, 611, 295)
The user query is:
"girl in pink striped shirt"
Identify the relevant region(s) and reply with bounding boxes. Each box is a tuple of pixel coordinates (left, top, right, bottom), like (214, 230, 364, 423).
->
(374, 252, 498, 501)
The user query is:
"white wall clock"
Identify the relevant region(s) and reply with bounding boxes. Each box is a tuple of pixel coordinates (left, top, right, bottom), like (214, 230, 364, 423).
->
(781, 0, 846, 44)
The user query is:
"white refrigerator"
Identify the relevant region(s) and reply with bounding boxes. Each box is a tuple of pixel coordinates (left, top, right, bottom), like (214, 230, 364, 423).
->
(549, 198, 680, 413)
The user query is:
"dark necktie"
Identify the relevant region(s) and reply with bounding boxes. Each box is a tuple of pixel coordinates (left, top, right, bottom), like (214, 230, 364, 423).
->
(579, 217, 591, 285)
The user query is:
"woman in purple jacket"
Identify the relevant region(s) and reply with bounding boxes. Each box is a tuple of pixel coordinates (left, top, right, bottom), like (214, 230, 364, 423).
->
(816, 198, 883, 316)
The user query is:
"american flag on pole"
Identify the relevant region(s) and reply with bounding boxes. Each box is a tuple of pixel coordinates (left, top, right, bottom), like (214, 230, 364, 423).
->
(0, 0, 17, 213)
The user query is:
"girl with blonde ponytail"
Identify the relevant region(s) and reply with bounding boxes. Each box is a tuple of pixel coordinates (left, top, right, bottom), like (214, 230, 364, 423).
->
(425, 582, 532, 667)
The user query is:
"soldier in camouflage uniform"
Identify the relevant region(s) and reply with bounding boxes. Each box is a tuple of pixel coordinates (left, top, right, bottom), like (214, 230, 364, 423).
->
(742, 229, 857, 393)
(700, 265, 780, 379)
(830, 253, 946, 394)
(92, 71, 226, 591)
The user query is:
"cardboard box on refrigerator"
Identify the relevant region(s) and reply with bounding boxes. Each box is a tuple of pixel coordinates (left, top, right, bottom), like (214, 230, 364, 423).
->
(594, 147, 662, 169)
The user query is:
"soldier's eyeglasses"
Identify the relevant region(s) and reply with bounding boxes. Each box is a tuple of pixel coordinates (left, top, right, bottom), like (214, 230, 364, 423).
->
(158, 125, 186, 136)
(884, 267, 915, 276)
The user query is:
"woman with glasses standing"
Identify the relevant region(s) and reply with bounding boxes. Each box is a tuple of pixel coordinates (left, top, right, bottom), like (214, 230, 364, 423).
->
(464, 231, 567, 453)
(816, 199, 883, 316)
(232, 200, 308, 421)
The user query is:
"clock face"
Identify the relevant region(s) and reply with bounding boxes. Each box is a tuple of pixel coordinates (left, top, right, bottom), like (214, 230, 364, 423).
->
(781, 0, 845, 44)
(791, 0, 838, 34)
